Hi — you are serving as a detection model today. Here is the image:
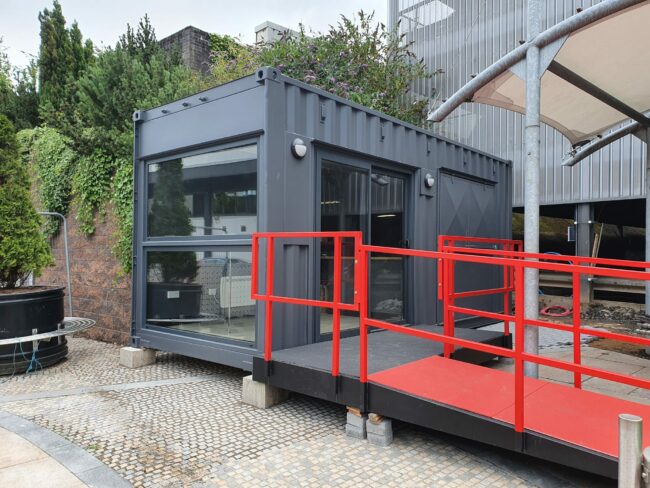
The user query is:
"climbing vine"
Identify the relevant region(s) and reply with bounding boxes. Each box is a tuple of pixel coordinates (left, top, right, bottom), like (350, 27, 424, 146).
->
(111, 157, 134, 274)
(17, 126, 75, 235)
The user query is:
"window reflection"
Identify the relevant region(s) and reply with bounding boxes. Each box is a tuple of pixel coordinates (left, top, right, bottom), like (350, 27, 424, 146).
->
(147, 144, 257, 237)
(146, 250, 256, 342)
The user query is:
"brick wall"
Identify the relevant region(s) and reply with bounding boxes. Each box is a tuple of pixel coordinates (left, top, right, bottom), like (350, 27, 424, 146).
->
(38, 208, 132, 345)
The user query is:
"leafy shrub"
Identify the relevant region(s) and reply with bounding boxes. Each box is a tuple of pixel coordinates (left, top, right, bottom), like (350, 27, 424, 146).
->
(0, 115, 53, 288)
(212, 11, 434, 126)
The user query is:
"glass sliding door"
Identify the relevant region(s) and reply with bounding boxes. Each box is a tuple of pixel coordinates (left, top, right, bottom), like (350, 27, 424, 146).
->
(369, 171, 406, 322)
(319, 161, 368, 336)
(318, 158, 408, 338)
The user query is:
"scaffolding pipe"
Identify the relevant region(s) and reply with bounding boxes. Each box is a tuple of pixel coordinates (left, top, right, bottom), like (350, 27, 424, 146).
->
(619, 413, 643, 487)
(523, 0, 542, 378)
(39, 211, 73, 316)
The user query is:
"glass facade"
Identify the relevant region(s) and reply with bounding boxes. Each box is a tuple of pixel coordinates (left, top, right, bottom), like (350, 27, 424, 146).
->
(146, 250, 256, 342)
(147, 144, 257, 238)
(145, 143, 257, 344)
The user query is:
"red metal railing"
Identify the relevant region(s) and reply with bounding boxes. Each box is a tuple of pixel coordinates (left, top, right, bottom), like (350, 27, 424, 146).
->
(252, 231, 650, 435)
(359, 239, 650, 434)
(251, 231, 362, 377)
(437, 235, 522, 357)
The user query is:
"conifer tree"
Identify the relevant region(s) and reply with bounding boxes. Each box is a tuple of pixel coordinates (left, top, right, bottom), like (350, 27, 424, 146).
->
(0, 115, 52, 288)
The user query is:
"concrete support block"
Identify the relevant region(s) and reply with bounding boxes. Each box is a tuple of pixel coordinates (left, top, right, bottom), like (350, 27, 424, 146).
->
(366, 414, 393, 447)
(241, 375, 288, 409)
(345, 410, 367, 439)
(119, 347, 156, 368)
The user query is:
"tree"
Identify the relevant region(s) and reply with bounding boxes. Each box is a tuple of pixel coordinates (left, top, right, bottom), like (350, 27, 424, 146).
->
(211, 11, 434, 126)
(0, 39, 39, 130)
(12, 61, 40, 130)
(0, 40, 13, 123)
(0, 115, 52, 289)
(69, 17, 203, 271)
(37, 1, 93, 130)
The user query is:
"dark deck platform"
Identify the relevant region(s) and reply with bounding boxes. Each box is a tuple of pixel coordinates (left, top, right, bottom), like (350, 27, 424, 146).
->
(252, 325, 632, 478)
(253, 325, 508, 409)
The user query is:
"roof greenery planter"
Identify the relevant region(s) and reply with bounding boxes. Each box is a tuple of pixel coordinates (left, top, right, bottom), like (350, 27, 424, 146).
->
(0, 114, 67, 374)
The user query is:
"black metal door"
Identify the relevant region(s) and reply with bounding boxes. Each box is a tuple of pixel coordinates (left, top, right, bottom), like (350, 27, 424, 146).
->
(437, 171, 501, 326)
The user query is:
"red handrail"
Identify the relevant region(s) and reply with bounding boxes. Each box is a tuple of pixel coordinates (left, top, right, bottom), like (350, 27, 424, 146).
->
(359, 237, 650, 434)
(252, 231, 650, 437)
(438, 236, 521, 355)
(251, 231, 362, 377)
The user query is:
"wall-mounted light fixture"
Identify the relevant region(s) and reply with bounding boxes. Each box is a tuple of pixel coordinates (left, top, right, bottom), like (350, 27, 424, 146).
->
(291, 138, 307, 159)
(424, 173, 435, 188)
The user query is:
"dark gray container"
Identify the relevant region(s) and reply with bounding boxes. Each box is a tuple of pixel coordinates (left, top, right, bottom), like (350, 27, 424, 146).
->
(132, 67, 512, 370)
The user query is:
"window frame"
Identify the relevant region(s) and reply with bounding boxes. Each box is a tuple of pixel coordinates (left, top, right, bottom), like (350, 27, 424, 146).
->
(143, 138, 259, 244)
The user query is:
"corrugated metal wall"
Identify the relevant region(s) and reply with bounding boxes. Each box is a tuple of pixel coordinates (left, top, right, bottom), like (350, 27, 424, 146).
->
(389, 0, 646, 207)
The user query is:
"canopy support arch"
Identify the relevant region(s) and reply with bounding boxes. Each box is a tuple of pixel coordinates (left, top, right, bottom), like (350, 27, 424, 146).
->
(428, 0, 650, 376)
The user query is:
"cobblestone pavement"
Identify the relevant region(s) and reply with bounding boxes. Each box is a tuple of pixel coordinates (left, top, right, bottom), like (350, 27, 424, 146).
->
(0, 338, 612, 487)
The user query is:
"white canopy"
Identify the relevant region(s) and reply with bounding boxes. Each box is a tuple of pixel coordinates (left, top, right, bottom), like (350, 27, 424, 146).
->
(471, 2, 650, 146)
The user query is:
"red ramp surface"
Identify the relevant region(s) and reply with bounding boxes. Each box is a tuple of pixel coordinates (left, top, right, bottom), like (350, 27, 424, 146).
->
(369, 355, 650, 457)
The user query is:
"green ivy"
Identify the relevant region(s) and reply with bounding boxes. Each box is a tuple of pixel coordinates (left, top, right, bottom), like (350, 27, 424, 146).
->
(72, 128, 120, 234)
(18, 126, 75, 234)
(111, 157, 134, 274)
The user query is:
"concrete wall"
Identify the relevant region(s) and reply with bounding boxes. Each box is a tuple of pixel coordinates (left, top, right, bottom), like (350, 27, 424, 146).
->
(38, 207, 131, 345)
(160, 26, 212, 75)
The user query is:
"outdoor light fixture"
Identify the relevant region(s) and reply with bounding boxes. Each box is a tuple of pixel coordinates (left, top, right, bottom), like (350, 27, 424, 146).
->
(377, 214, 396, 218)
(291, 138, 307, 159)
(424, 173, 435, 188)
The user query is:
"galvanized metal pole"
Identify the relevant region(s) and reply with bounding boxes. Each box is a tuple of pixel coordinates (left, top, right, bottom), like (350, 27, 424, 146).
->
(38, 211, 73, 316)
(642, 446, 650, 487)
(523, 0, 542, 378)
(646, 129, 650, 316)
(619, 413, 643, 488)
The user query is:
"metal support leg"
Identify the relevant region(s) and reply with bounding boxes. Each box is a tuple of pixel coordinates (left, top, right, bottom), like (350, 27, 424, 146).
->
(523, 0, 542, 378)
(619, 413, 642, 488)
(575, 203, 594, 306)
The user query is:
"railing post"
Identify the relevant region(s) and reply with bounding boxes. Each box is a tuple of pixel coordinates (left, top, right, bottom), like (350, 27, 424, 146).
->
(572, 269, 582, 388)
(619, 413, 643, 488)
(447, 256, 456, 358)
(264, 237, 275, 363)
(443, 252, 452, 358)
(359, 244, 368, 385)
(514, 264, 525, 434)
(503, 242, 511, 337)
(332, 236, 342, 377)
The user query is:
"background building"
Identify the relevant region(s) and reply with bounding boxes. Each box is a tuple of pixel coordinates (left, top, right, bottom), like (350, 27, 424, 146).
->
(389, 0, 646, 263)
(160, 26, 212, 74)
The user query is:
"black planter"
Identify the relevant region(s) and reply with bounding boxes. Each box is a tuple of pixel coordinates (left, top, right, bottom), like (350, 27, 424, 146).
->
(0, 286, 67, 375)
(147, 282, 202, 320)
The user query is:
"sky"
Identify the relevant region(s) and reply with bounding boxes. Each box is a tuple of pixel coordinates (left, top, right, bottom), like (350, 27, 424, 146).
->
(0, 0, 387, 68)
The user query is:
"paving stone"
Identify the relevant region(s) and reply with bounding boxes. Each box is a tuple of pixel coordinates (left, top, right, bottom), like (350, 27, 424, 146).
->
(0, 337, 608, 487)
